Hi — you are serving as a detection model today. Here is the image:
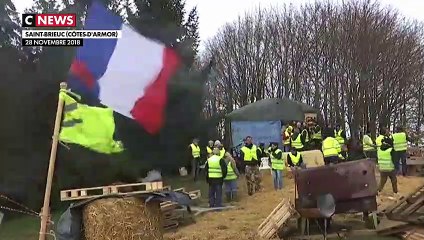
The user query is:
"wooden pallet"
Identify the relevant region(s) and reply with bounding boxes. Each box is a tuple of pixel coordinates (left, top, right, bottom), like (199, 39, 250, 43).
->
(60, 181, 164, 201)
(381, 184, 424, 224)
(163, 220, 179, 230)
(160, 201, 179, 212)
(188, 190, 201, 200)
(258, 199, 294, 239)
(163, 210, 184, 220)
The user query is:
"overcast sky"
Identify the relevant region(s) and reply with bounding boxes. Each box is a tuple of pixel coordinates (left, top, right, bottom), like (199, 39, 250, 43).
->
(13, 0, 424, 48)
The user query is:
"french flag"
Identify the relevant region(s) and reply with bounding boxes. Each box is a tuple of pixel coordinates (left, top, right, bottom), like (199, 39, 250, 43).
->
(68, 1, 180, 135)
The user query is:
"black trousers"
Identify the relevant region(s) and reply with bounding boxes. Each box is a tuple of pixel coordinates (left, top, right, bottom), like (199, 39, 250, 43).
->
(378, 171, 398, 193)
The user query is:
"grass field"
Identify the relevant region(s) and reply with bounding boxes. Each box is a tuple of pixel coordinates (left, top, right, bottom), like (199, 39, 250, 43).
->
(0, 175, 209, 240)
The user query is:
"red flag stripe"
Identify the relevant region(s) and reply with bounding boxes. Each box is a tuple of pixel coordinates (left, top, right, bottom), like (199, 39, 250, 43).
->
(130, 48, 180, 134)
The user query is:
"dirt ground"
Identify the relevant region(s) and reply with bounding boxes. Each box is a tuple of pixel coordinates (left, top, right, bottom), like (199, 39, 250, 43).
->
(164, 171, 424, 240)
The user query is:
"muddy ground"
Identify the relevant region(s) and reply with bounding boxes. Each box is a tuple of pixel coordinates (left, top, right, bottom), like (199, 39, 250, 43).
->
(164, 171, 424, 240)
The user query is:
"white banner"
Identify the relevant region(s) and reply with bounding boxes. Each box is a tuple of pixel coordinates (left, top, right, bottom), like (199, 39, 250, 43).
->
(22, 30, 122, 39)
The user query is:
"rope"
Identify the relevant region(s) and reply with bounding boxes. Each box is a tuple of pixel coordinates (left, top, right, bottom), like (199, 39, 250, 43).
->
(0, 205, 39, 218)
(0, 194, 39, 216)
(46, 230, 57, 240)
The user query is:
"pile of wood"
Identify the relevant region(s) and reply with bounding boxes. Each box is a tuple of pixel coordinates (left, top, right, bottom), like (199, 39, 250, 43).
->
(257, 199, 295, 239)
(377, 184, 424, 239)
(408, 147, 424, 158)
(407, 147, 424, 176)
(160, 187, 201, 231)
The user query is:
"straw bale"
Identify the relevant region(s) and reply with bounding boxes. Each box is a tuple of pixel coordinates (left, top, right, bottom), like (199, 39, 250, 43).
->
(83, 197, 163, 240)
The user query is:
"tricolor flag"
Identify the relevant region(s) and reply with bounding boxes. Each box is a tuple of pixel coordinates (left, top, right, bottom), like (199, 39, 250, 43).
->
(68, 1, 180, 135)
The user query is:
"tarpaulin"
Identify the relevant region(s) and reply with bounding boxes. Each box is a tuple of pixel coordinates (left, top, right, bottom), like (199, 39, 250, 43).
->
(56, 191, 192, 240)
(231, 121, 282, 149)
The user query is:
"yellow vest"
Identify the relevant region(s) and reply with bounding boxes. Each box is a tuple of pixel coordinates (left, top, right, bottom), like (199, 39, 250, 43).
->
(376, 135, 384, 149)
(219, 148, 226, 158)
(224, 161, 237, 180)
(270, 149, 285, 170)
(206, 146, 213, 155)
(302, 129, 310, 143)
(291, 134, 304, 150)
(241, 145, 258, 161)
(322, 137, 339, 157)
(284, 130, 291, 145)
(392, 132, 407, 151)
(377, 148, 395, 172)
(288, 152, 301, 165)
(312, 128, 322, 140)
(207, 155, 222, 178)
(334, 129, 345, 145)
(190, 143, 200, 158)
(363, 135, 375, 151)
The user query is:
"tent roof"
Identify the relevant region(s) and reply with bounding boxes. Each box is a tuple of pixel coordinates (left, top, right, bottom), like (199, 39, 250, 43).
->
(226, 98, 317, 122)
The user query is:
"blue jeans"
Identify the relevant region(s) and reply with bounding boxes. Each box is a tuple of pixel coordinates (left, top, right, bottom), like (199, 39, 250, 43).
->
(394, 151, 407, 176)
(272, 169, 283, 190)
(224, 180, 237, 193)
(208, 183, 223, 207)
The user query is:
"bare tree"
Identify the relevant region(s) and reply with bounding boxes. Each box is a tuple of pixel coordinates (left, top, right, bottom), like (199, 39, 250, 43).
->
(202, 0, 424, 143)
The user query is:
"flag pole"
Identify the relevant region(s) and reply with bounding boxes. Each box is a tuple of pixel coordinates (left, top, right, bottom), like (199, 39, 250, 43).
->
(38, 82, 67, 240)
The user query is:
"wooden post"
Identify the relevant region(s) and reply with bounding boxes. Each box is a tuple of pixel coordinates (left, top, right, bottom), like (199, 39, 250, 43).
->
(38, 82, 67, 240)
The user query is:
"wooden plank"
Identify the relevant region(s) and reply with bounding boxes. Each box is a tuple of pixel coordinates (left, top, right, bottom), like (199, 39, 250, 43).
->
(174, 188, 186, 192)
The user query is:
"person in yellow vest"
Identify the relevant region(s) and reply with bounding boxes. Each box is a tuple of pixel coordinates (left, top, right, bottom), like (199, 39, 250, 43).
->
(376, 128, 386, 150)
(301, 122, 311, 150)
(334, 125, 346, 144)
(290, 128, 305, 152)
(206, 140, 214, 157)
(377, 138, 398, 194)
(240, 136, 262, 196)
(215, 140, 226, 159)
(362, 129, 377, 160)
(392, 126, 410, 176)
(287, 148, 305, 169)
(258, 143, 268, 161)
(334, 125, 346, 156)
(322, 130, 341, 165)
(223, 151, 240, 202)
(189, 138, 201, 181)
(283, 125, 293, 152)
(311, 121, 322, 150)
(339, 144, 348, 161)
(205, 147, 228, 207)
(268, 142, 284, 190)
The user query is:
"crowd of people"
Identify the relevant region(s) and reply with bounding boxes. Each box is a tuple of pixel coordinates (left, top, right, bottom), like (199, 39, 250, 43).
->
(187, 118, 411, 207)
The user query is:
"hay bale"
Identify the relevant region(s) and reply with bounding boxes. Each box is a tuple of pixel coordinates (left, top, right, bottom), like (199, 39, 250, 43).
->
(83, 197, 163, 240)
